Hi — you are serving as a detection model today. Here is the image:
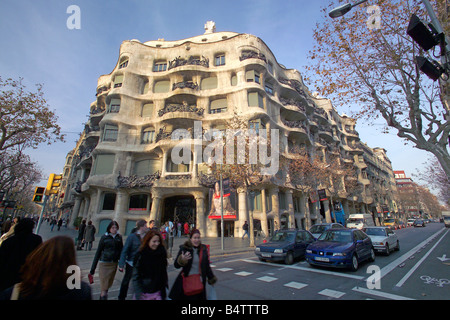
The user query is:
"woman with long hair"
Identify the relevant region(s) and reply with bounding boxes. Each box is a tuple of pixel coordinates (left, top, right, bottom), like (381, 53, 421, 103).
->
(132, 230, 168, 300)
(0, 236, 91, 300)
(168, 229, 217, 300)
(90, 220, 123, 300)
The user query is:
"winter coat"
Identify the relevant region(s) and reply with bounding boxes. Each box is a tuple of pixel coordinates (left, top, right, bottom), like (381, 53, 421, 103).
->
(0, 233, 42, 291)
(90, 233, 123, 274)
(168, 240, 217, 300)
(77, 223, 86, 238)
(118, 232, 142, 269)
(132, 245, 168, 300)
(83, 225, 96, 242)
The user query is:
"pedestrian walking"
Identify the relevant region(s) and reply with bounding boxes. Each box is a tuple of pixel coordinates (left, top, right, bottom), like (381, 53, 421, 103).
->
(183, 222, 190, 236)
(0, 236, 91, 300)
(83, 221, 96, 251)
(168, 229, 217, 300)
(177, 221, 182, 237)
(57, 218, 63, 231)
(77, 220, 86, 250)
(50, 218, 56, 231)
(89, 221, 123, 300)
(0, 218, 42, 291)
(117, 219, 148, 300)
(132, 230, 168, 300)
(242, 221, 249, 239)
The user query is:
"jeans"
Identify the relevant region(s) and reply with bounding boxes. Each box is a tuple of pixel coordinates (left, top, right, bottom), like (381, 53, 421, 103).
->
(118, 263, 134, 300)
(242, 230, 249, 238)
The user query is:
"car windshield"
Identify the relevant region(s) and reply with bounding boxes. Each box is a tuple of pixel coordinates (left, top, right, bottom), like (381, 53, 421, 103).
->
(309, 225, 328, 233)
(271, 231, 295, 242)
(444, 217, 450, 222)
(347, 218, 363, 223)
(364, 228, 386, 236)
(318, 230, 353, 243)
(384, 219, 395, 223)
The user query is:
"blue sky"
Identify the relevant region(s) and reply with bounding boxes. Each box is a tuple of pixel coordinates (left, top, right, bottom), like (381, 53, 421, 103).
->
(0, 0, 431, 187)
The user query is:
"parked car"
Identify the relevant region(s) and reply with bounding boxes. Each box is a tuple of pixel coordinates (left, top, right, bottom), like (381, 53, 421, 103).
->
(363, 227, 400, 255)
(383, 218, 399, 230)
(407, 219, 416, 227)
(413, 219, 426, 227)
(255, 229, 315, 264)
(305, 228, 375, 271)
(309, 223, 345, 239)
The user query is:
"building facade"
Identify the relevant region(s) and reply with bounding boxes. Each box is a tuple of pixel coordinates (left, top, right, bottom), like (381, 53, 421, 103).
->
(61, 23, 396, 236)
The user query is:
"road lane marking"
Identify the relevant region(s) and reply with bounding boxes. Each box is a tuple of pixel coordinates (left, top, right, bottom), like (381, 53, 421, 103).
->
(352, 286, 414, 300)
(284, 282, 308, 290)
(395, 229, 450, 288)
(375, 228, 446, 281)
(318, 289, 345, 299)
(235, 271, 253, 276)
(257, 276, 278, 282)
(216, 268, 233, 272)
(240, 259, 364, 280)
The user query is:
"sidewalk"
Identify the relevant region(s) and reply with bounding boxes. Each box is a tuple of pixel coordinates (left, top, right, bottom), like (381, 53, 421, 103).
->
(35, 222, 261, 257)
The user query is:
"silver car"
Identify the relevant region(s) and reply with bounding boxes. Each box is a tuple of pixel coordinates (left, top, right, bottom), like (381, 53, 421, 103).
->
(363, 227, 399, 255)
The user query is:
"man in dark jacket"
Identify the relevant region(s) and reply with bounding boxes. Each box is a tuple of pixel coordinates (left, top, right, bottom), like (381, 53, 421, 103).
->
(117, 220, 148, 300)
(0, 218, 42, 291)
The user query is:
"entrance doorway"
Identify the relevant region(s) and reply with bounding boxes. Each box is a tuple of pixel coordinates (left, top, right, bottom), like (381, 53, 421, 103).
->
(217, 220, 234, 237)
(162, 195, 195, 226)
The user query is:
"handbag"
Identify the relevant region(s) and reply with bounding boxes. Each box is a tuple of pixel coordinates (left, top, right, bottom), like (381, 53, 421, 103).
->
(182, 247, 204, 296)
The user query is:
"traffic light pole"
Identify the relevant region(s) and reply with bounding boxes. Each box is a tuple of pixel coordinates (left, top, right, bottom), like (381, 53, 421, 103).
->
(35, 194, 48, 235)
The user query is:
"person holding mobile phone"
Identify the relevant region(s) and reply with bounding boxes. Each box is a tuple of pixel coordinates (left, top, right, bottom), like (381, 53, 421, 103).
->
(168, 229, 217, 300)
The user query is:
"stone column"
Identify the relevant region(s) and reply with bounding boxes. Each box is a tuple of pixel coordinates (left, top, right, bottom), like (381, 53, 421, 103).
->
(286, 189, 295, 228)
(150, 193, 162, 226)
(114, 189, 128, 229)
(269, 188, 280, 231)
(194, 193, 206, 236)
(237, 189, 248, 238)
(69, 196, 82, 227)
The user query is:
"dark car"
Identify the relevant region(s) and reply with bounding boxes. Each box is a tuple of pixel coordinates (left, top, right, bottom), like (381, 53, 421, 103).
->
(255, 229, 315, 265)
(413, 219, 426, 227)
(305, 228, 375, 271)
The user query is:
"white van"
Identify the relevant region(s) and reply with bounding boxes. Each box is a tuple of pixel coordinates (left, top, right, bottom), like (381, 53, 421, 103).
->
(346, 214, 375, 229)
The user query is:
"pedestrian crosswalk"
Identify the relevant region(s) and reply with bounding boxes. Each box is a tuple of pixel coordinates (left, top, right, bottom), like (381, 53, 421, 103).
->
(211, 259, 350, 299)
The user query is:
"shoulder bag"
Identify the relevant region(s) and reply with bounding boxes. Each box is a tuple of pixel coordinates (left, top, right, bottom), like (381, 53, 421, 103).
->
(181, 247, 204, 296)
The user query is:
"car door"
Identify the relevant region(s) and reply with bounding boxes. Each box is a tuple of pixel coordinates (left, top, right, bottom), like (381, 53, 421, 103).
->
(387, 229, 396, 248)
(355, 230, 371, 259)
(294, 231, 306, 258)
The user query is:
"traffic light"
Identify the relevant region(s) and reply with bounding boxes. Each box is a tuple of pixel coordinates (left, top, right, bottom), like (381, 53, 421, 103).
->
(45, 173, 63, 195)
(33, 187, 46, 203)
(407, 14, 448, 81)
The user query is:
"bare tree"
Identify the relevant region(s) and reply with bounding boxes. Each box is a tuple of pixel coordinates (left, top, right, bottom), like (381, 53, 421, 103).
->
(305, 0, 450, 178)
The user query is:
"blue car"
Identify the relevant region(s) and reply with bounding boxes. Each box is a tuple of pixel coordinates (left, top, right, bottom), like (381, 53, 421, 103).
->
(255, 229, 315, 264)
(305, 228, 375, 271)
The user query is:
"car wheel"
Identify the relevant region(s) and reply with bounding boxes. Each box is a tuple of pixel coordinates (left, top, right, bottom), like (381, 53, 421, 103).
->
(395, 240, 400, 251)
(285, 252, 294, 265)
(385, 244, 390, 256)
(369, 248, 376, 262)
(350, 254, 359, 271)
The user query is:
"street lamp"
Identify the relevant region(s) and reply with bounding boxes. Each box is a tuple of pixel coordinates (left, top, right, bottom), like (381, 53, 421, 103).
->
(328, 0, 368, 18)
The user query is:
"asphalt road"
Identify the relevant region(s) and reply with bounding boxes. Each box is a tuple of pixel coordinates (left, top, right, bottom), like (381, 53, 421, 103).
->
(39, 221, 449, 300)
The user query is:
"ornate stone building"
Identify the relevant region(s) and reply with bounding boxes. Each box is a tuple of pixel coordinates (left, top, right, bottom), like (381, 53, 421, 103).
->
(62, 22, 394, 237)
